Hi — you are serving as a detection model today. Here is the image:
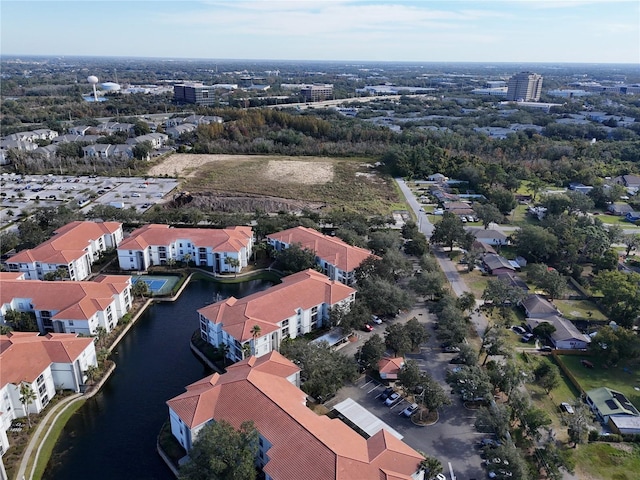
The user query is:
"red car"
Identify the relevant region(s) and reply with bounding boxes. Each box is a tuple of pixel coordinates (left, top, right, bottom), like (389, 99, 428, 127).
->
(362, 324, 374, 332)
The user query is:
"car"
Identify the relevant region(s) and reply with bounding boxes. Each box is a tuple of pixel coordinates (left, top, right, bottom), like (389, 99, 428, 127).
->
(449, 356, 465, 364)
(380, 387, 394, 401)
(371, 315, 383, 325)
(132, 192, 141, 197)
(442, 345, 461, 353)
(477, 438, 502, 448)
(539, 345, 553, 352)
(362, 324, 374, 332)
(435, 475, 446, 480)
(385, 392, 401, 406)
(401, 403, 419, 417)
(511, 326, 526, 335)
(521, 333, 534, 343)
(560, 402, 575, 414)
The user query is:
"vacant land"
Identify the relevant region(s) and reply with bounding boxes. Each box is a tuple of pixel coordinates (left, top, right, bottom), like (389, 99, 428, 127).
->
(150, 154, 400, 215)
(573, 442, 640, 480)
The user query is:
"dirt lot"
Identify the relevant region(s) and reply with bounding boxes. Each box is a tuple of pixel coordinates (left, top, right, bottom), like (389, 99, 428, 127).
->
(147, 154, 334, 184)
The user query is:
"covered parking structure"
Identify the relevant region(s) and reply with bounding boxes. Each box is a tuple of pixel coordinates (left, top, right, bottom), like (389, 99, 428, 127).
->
(332, 397, 403, 440)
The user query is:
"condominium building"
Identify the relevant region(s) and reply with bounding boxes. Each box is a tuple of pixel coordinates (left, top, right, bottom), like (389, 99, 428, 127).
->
(166, 352, 425, 480)
(506, 72, 543, 101)
(4, 221, 124, 281)
(267, 226, 378, 285)
(198, 269, 356, 362)
(117, 224, 253, 273)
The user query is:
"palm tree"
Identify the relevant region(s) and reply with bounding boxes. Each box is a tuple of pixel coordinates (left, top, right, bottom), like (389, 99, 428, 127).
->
(84, 365, 100, 385)
(225, 257, 241, 277)
(250, 325, 262, 355)
(19, 382, 36, 428)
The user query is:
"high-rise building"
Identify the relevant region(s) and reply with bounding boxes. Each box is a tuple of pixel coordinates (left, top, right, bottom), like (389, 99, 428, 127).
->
(506, 72, 543, 101)
(173, 83, 216, 106)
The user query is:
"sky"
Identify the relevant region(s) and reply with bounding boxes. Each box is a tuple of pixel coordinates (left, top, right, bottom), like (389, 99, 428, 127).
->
(1, 0, 639, 64)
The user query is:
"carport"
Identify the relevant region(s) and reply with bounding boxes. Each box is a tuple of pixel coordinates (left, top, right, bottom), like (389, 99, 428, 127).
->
(332, 398, 403, 440)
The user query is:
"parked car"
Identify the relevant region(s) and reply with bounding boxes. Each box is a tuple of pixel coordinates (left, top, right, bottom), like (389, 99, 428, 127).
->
(477, 438, 502, 448)
(560, 402, 575, 414)
(521, 333, 534, 343)
(362, 324, 374, 332)
(449, 356, 466, 364)
(380, 387, 394, 401)
(401, 403, 419, 417)
(539, 345, 553, 352)
(371, 315, 383, 325)
(511, 326, 526, 335)
(442, 345, 461, 353)
(384, 392, 401, 406)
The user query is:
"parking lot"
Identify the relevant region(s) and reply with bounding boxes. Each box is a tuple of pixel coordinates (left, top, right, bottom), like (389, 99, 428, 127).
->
(0, 173, 179, 229)
(328, 303, 485, 480)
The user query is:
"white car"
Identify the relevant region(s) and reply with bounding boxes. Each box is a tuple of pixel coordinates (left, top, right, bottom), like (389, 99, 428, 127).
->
(401, 403, 419, 417)
(371, 315, 383, 325)
(384, 392, 401, 406)
(561, 402, 575, 414)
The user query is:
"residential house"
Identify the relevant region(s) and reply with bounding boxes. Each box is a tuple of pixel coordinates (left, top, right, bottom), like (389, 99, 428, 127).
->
(609, 416, 640, 435)
(127, 132, 168, 149)
(4, 129, 58, 142)
(112, 144, 134, 159)
(32, 144, 58, 160)
(267, 226, 378, 285)
(625, 211, 640, 223)
(4, 221, 124, 281)
(183, 114, 223, 125)
(612, 175, 640, 195)
(496, 272, 529, 292)
(166, 123, 197, 140)
(82, 144, 114, 159)
(68, 125, 92, 136)
(0, 332, 97, 438)
(0, 139, 38, 153)
(166, 352, 425, 480)
(378, 357, 404, 381)
(443, 201, 475, 217)
(428, 173, 448, 182)
(482, 253, 517, 275)
(30, 129, 59, 141)
(525, 316, 590, 350)
(568, 183, 594, 195)
(472, 240, 496, 255)
(198, 269, 356, 362)
(94, 122, 134, 136)
(53, 134, 101, 145)
(585, 387, 640, 425)
(521, 294, 559, 319)
(117, 224, 253, 273)
(468, 228, 508, 246)
(0, 272, 132, 334)
(607, 203, 634, 216)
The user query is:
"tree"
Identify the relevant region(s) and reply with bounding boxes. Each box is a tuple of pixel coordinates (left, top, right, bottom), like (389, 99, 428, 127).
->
(589, 325, 640, 365)
(408, 271, 444, 300)
(622, 233, 640, 257)
(132, 280, 150, 298)
(540, 194, 571, 216)
(367, 230, 400, 255)
(475, 402, 511, 438)
(566, 190, 594, 213)
(225, 256, 241, 276)
(404, 317, 429, 351)
(132, 140, 153, 161)
(430, 212, 466, 251)
(527, 263, 567, 300)
(512, 225, 558, 263)
(19, 382, 36, 428)
(420, 455, 443, 480)
(84, 365, 100, 385)
(520, 406, 552, 441)
(474, 203, 504, 229)
(480, 326, 509, 365)
(487, 188, 516, 215)
(356, 334, 385, 370)
(43, 267, 70, 281)
(4, 310, 38, 332)
(532, 322, 556, 339)
(384, 323, 412, 357)
(533, 361, 560, 394)
(250, 325, 261, 355)
(481, 278, 527, 325)
(456, 343, 479, 366)
(566, 401, 591, 447)
(179, 420, 259, 480)
(592, 270, 640, 328)
(456, 291, 476, 314)
(419, 372, 452, 413)
(398, 360, 422, 391)
(446, 365, 493, 402)
(404, 235, 429, 256)
(274, 243, 317, 274)
(357, 277, 413, 317)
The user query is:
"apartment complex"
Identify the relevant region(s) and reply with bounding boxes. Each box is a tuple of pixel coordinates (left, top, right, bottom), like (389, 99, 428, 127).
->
(167, 352, 425, 480)
(4, 221, 124, 281)
(0, 272, 132, 335)
(198, 269, 356, 362)
(0, 332, 97, 439)
(173, 83, 217, 106)
(506, 72, 543, 101)
(267, 226, 377, 285)
(117, 224, 253, 273)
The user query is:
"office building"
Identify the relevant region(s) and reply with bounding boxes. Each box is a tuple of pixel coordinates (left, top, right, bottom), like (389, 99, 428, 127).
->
(507, 72, 543, 101)
(173, 83, 217, 106)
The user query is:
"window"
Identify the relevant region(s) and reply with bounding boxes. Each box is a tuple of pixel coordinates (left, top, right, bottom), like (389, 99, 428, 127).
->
(69, 320, 74, 326)
(37, 374, 44, 385)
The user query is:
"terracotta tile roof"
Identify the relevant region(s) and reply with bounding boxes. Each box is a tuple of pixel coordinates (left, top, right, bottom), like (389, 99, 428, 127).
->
(0, 332, 93, 385)
(0, 276, 130, 321)
(198, 270, 356, 341)
(8, 221, 121, 265)
(378, 357, 404, 375)
(118, 224, 252, 252)
(167, 352, 423, 480)
(267, 227, 378, 272)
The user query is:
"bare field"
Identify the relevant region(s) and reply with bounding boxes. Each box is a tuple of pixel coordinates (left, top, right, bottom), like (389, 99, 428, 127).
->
(147, 153, 400, 215)
(147, 154, 334, 183)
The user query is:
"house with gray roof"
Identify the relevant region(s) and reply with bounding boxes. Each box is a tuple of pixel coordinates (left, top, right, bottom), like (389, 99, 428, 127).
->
(166, 123, 197, 140)
(482, 253, 516, 275)
(521, 294, 558, 319)
(526, 315, 590, 350)
(468, 228, 508, 246)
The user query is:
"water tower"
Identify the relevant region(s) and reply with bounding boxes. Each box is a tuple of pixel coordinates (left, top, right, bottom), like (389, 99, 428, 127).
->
(87, 75, 99, 102)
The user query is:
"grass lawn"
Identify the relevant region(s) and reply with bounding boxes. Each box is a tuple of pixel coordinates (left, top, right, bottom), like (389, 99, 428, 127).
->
(556, 355, 640, 408)
(509, 204, 539, 227)
(460, 270, 490, 299)
(573, 442, 640, 480)
(593, 213, 640, 227)
(555, 299, 608, 321)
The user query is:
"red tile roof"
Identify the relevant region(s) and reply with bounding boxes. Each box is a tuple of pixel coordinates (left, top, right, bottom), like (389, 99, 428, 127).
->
(378, 357, 404, 376)
(198, 269, 356, 341)
(167, 352, 423, 480)
(0, 332, 93, 384)
(267, 227, 378, 272)
(0, 276, 130, 321)
(8, 221, 121, 265)
(118, 224, 252, 252)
